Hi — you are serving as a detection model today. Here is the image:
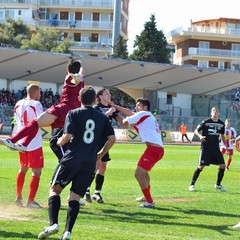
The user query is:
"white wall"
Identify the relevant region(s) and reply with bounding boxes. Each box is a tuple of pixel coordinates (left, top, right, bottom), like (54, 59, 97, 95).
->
(173, 93, 192, 109)
(0, 79, 7, 90)
(1, 79, 57, 93)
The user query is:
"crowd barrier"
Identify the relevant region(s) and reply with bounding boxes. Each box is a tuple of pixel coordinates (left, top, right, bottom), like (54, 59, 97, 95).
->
(1, 126, 196, 144)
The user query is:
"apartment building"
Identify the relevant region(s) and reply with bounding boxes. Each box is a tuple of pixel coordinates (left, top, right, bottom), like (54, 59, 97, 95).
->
(0, 0, 130, 57)
(167, 17, 240, 70)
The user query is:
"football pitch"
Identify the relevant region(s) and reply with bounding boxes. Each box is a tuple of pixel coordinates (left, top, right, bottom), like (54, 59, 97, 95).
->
(0, 142, 240, 240)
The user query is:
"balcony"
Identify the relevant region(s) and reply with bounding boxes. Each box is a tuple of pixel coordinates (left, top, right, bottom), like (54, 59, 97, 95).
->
(188, 47, 240, 59)
(0, 0, 38, 3)
(39, 0, 113, 7)
(71, 41, 112, 50)
(37, 19, 113, 30)
(167, 26, 240, 39)
(0, 0, 113, 6)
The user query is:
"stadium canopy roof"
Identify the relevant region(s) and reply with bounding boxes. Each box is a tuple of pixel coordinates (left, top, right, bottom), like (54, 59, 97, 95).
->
(1, 47, 240, 96)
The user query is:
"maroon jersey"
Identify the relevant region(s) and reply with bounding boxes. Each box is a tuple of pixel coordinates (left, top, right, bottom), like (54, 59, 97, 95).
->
(46, 74, 84, 129)
(60, 74, 84, 108)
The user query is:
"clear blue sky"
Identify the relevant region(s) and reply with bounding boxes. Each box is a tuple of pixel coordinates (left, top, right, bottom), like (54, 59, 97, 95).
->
(128, 0, 240, 53)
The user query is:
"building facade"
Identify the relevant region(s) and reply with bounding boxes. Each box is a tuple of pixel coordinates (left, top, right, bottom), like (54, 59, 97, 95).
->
(0, 0, 130, 57)
(167, 17, 240, 70)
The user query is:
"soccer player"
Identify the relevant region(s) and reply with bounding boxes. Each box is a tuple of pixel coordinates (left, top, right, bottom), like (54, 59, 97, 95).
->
(0, 59, 84, 152)
(189, 106, 227, 192)
(37, 86, 116, 240)
(49, 127, 86, 207)
(84, 88, 124, 204)
(110, 98, 164, 208)
(13, 84, 44, 208)
(220, 118, 237, 170)
(179, 122, 191, 143)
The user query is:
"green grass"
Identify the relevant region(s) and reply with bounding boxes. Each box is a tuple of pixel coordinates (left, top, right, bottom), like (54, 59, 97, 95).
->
(0, 142, 240, 239)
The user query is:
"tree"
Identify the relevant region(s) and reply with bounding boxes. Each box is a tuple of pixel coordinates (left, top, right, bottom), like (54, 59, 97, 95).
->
(21, 28, 74, 53)
(111, 34, 128, 59)
(129, 14, 170, 63)
(0, 18, 30, 48)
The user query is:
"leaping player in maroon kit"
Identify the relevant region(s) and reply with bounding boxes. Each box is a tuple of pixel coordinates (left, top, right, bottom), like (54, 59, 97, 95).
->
(0, 59, 84, 152)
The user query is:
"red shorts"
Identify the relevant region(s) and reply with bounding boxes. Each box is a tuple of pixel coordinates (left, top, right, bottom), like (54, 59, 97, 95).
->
(221, 148, 233, 156)
(138, 146, 164, 171)
(19, 147, 44, 168)
(46, 103, 74, 128)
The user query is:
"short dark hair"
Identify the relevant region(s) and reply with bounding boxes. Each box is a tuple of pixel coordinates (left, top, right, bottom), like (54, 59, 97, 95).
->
(80, 86, 96, 105)
(136, 97, 150, 110)
(67, 59, 81, 74)
(96, 88, 107, 102)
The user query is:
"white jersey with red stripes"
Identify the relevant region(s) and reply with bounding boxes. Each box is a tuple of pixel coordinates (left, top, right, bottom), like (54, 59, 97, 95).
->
(220, 127, 237, 149)
(13, 98, 43, 151)
(125, 111, 163, 146)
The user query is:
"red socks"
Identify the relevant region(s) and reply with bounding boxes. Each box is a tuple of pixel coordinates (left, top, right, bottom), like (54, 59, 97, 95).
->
(16, 172, 26, 199)
(142, 185, 153, 203)
(28, 176, 40, 202)
(226, 159, 232, 168)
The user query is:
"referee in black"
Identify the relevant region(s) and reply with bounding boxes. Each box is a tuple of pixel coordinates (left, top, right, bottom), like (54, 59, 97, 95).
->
(38, 86, 116, 240)
(189, 106, 227, 192)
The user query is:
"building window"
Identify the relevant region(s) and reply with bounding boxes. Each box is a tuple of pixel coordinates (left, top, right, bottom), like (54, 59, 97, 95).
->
(5, 10, 14, 18)
(60, 11, 68, 20)
(0, 10, 4, 19)
(75, 12, 82, 20)
(218, 61, 225, 69)
(74, 33, 81, 42)
(93, 12, 99, 21)
(199, 41, 209, 55)
(167, 94, 173, 104)
(18, 10, 21, 15)
(198, 60, 208, 68)
(231, 43, 240, 58)
(91, 33, 98, 42)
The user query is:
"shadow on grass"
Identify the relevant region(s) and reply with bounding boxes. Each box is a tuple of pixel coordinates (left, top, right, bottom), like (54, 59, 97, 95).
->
(79, 204, 238, 236)
(0, 230, 58, 239)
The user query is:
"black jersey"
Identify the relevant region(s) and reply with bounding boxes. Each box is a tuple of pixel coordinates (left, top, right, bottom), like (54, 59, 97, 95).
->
(93, 102, 120, 149)
(93, 102, 120, 124)
(60, 106, 115, 171)
(196, 118, 225, 153)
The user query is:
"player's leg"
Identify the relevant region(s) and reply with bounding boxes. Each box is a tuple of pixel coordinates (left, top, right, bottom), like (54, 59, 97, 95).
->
(6, 112, 57, 149)
(38, 184, 63, 240)
(189, 165, 204, 191)
(62, 191, 80, 240)
(214, 152, 227, 192)
(23, 148, 44, 208)
(84, 171, 95, 203)
(135, 166, 154, 203)
(26, 167, 42, 208)
(226, 150, 233, 170)
(16, 159, 28, 207)
(92, 161, 107, 203)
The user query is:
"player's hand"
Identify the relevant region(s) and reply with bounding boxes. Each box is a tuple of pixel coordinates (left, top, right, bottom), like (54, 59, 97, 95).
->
(106, 107, 116, 116)
(57, 137, 63, 146)
(200, 136, 206, 142)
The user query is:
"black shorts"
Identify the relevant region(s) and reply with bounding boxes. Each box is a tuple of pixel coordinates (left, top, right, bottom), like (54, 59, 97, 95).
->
(51, 164, 93, 197)
(101, 152, 111, 162)
(198, 149, 225, 166)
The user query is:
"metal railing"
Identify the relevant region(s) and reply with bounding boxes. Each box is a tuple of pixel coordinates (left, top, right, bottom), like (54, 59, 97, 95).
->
(167, 25, 240, 38)
(37, 19, 113, 30)
(0, 0, 113, 7)
(188, 47, 240, 59)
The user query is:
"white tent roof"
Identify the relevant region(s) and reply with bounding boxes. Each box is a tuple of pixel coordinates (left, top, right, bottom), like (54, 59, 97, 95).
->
(1, 47, 239, 96)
